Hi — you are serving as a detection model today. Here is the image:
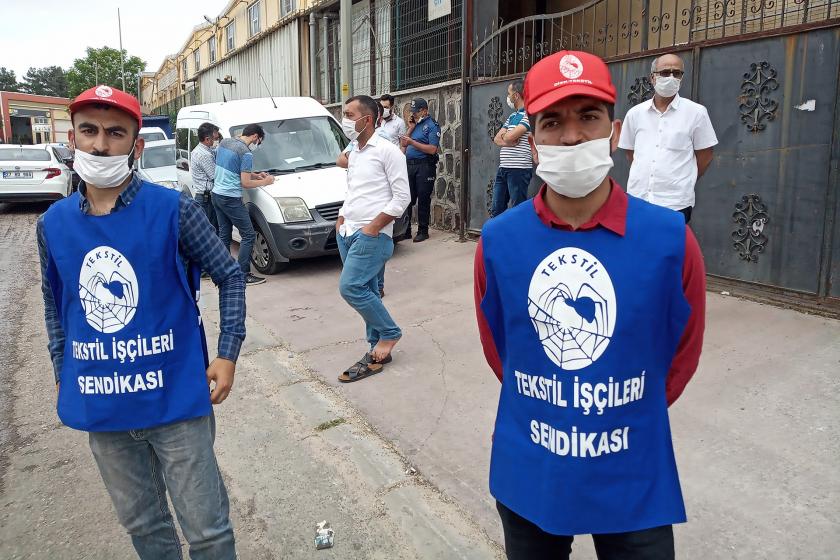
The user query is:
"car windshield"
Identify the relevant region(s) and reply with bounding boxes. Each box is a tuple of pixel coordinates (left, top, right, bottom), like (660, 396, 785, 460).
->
(141, 145, 176, 169)
(53, 147, 71, 160)
(139, 132, 166, 141)
(230, 116, 347, 174)
(0, 148, 51, 161)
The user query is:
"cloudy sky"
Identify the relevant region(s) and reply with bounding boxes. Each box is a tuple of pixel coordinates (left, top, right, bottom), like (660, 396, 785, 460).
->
(0, 0, 230, 78)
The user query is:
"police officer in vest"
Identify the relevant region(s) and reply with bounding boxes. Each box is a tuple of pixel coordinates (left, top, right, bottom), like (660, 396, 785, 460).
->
(399, 97, 441, 242)
(474, 52, 707, 559)
(37, 85, 245, 560)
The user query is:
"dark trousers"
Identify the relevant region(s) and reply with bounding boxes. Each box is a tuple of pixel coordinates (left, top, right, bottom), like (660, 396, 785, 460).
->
(497, 502, 675, 560)
(405, 159, 436, 234)
(492, 167, 533, 217)
(194, 191, 218, 233)
(212, 192, 255, 275)
(678, 206, 693, 224)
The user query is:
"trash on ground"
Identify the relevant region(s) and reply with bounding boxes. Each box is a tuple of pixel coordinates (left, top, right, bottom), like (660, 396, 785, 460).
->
(721, 291, 731, 296)
(315, 520, 335, 550)
(405, 466, 417, 475)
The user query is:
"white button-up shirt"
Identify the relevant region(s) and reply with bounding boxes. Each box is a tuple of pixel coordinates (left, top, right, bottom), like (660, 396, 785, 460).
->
(376, 115, 407, 146)
(618, 95, 718, 210)
(339, 132, 411, 238)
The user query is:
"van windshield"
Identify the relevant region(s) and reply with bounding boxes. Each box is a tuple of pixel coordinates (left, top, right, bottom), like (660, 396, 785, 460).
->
(230, 116, 347, 174)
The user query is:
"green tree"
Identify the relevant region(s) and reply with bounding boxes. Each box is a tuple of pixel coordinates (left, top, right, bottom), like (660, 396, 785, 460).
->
(0, 67, 20, 92)
(66, 47, 146, 98)
(20, 66, 69, 97)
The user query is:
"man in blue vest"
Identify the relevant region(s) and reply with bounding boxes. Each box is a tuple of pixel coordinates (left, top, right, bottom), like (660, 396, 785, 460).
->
(399, 97, 440, 242)
(474, 52, 706, 559)
(37, 85, 245, 560)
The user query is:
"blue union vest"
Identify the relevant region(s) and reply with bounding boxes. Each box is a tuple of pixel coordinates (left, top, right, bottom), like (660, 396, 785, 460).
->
(42, 181, 210, 432)
(480, 193, 691, 535)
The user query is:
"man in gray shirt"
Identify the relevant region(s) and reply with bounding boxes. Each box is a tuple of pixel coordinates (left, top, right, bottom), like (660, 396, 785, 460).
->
(190, 122, 221, 232)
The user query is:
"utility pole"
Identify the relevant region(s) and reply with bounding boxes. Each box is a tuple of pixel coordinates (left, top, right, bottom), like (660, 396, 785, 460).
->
(94, 62, 98, 85)
(118, 8, 126, 91)
(339, 0, 353, 100)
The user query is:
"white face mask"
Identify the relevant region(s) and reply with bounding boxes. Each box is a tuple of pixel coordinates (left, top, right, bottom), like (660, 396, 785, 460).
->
(73, 143, 136, 189)
(341, 117, 367, 141)
(535, 126, 614, 199)
(506, 96, 516, 109)
(382, 108, 391, 119)
(654, 76, 681, 98)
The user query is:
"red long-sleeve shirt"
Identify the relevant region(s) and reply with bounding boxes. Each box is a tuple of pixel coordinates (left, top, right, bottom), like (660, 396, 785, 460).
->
(474, 183, 706, 406)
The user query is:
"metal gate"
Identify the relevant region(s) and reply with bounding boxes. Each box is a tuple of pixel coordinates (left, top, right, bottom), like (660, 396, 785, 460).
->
(465, 0, 840, 297)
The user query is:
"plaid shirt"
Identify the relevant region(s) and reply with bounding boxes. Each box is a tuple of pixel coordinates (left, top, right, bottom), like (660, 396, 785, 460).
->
(190, 142, 216, 194)
(37, 174, 246, 383)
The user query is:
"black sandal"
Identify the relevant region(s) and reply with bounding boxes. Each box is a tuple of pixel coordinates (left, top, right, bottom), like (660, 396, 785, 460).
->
(338, 353, 386, 383)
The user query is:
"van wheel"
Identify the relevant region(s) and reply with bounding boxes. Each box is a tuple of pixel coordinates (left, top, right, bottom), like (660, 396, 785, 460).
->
(252, 225, 287, 275)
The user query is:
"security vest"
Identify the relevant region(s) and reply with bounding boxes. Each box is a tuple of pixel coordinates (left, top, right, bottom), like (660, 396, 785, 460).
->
(42, 181, 210, 432)
(480, 194, 690, 535)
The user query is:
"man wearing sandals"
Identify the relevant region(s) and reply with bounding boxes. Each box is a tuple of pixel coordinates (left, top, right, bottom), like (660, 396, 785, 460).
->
(336, 95, 410, 383)
(474, 51, 706, 559)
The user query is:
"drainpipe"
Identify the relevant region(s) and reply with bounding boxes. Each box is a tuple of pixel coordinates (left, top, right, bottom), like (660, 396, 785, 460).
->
(322, 14, 330, 102)
(340, 0, 353, 100)
(309, 12, 318, 98)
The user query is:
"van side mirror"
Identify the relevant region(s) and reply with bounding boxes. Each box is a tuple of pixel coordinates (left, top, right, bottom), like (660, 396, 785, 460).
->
(176, 160, 190, 171)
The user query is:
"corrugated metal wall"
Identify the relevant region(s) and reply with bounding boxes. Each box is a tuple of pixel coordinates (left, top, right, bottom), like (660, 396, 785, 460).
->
(198, 19, 301, 103)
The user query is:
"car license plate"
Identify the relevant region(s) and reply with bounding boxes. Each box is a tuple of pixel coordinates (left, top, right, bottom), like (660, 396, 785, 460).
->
(2, 171, 33, 179)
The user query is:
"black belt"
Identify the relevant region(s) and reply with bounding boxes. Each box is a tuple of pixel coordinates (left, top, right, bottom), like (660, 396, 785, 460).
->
(407, 159, 433, 165)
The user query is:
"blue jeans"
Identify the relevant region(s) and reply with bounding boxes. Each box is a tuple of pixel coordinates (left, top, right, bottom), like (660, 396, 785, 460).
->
(337, 230, 401, 347)
(492, 167, 533, 217)
(194, 191, 218, 233)
(88, 414, 235, 560)
(212, 192, 254, 274)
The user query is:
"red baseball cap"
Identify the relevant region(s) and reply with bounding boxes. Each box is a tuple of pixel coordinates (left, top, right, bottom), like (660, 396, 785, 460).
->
(69, 85, 142, 127)
(524, 51, 617, 115)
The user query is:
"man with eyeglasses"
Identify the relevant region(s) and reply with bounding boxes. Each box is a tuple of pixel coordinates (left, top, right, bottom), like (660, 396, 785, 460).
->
(619, 54, 718, 223)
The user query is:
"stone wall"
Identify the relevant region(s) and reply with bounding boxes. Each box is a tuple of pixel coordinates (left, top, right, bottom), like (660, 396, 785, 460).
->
(327, 82, 464, 232)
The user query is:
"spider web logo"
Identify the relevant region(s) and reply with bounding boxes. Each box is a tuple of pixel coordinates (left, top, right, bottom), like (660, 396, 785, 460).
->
(528, 247, 616, 371)
(78, 246, 139, 333)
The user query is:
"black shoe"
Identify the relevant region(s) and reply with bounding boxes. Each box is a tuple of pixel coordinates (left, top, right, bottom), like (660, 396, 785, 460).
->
(413, 232, 429, 243)
(379, 288, 385, 298)
(401, 231, 412, 241)
(245, 273, 266, 286)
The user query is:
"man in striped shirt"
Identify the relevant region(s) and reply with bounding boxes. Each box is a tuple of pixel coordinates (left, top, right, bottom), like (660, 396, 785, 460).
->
(492, 79, 534, 217)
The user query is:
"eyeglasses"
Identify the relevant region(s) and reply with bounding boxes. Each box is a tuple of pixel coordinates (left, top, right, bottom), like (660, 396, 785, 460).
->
(655, 69, 684, 78)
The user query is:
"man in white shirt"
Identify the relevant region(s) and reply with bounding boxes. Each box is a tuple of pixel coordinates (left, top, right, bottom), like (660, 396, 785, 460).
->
(336, 95, 411, 383)
(376, 94, 407, 146)
(618, 53, 718, 223)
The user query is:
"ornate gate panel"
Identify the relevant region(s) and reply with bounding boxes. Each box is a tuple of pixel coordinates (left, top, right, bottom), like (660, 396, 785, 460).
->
(691, 28, 840, 294)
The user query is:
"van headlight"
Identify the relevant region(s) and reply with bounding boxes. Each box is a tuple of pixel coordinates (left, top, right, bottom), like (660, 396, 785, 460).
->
(275, 197, 313, 223)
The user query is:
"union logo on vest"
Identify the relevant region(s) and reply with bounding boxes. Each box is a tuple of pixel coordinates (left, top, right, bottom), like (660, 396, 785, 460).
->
(528, 247, 616, 370)
(78, 246, 139, 333)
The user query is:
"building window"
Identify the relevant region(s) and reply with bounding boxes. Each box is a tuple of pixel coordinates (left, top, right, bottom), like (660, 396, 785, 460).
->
(248, 1, 261, 37)
(280, 0, 295, 17)
(226, 22, 235, 52)
(182, 59, 187, 78)
(209, 38, 217, 63)
(194, 49, 200, 72)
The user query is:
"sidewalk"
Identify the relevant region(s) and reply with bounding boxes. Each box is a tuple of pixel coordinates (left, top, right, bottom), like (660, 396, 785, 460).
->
(238, 233, 840, 559)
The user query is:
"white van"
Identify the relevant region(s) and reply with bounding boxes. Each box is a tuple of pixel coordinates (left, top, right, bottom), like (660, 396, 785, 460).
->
(176, 97, 408, 274)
